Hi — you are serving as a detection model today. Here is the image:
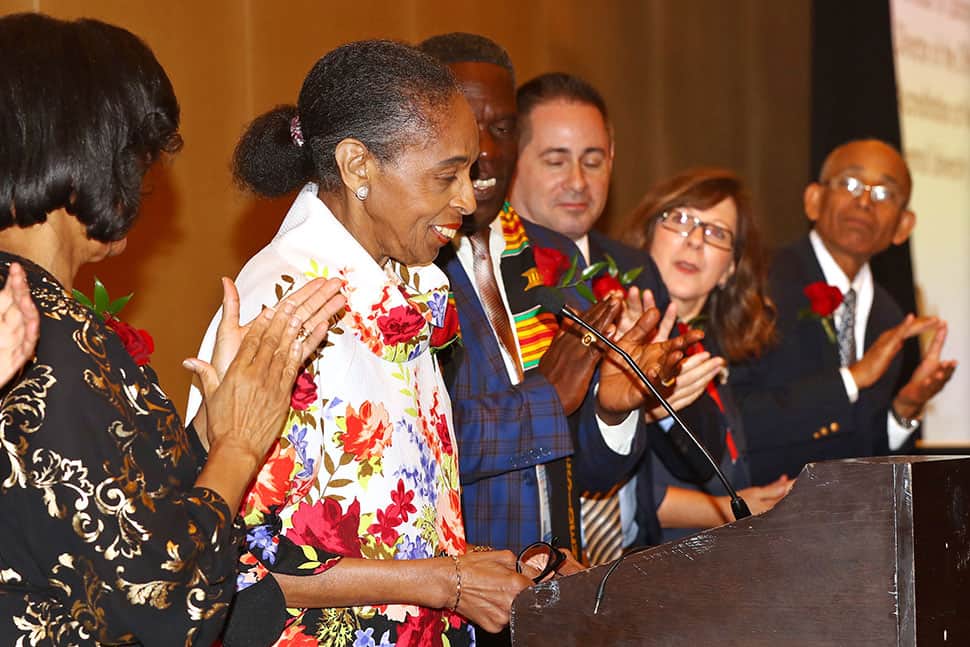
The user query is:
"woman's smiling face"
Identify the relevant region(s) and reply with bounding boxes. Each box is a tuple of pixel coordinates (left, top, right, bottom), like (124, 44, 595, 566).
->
(361, 93, 479, 266)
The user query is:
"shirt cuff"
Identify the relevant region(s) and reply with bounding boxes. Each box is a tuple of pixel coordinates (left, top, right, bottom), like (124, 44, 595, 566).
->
(839, 367, 860, 403)
(887, 412, 918, 451)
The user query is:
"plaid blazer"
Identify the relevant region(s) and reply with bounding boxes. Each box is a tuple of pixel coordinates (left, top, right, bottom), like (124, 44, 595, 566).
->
(436, 242, 572, 551)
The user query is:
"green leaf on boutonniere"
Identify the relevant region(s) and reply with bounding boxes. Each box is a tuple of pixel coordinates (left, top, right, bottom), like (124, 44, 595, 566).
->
(73, 290, 95, 311)
(604, 253, 619, 277)
(820, 317, 837, 343)
(93, 277, 109, 314)
(576, 281, 596, 303)
(620, 266, 644, 284)
(560, 254, 579, 286)
(107, 294, 133, 316)
(579, 261, 607, 282)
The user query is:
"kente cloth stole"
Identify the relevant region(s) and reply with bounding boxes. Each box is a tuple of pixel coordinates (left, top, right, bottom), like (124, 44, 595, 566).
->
(497, 202, 581, 556)
(498, 202, 560, 370)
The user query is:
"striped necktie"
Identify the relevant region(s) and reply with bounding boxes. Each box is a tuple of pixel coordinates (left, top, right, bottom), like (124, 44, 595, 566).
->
(581, 490, 623, 565)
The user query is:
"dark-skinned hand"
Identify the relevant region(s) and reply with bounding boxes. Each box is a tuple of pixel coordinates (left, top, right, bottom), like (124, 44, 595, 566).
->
(538, 295, 622, 415)
(596, 306, 705, 425)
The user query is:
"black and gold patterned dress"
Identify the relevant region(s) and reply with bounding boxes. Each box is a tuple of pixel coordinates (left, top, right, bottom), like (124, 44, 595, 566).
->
(0, 254, 243, 646)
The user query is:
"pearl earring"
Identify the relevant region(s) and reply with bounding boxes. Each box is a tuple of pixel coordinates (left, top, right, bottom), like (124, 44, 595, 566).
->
(355, 185, 370, 201)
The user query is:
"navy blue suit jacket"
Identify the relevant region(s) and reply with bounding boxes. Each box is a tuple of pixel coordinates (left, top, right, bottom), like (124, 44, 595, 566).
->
(732, 236, 904, 484)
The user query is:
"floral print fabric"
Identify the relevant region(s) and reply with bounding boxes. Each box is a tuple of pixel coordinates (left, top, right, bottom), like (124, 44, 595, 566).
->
(189, 184, 471, 646)
(0, 254, 243, 646)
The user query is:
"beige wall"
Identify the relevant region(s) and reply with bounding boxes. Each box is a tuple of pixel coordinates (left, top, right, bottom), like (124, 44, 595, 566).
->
(3, 0, 811, 412)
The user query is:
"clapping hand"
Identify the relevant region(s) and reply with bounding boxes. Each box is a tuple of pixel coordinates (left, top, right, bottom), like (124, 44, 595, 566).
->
(893, 319, 957, 419)
(0, 263, 39, 389)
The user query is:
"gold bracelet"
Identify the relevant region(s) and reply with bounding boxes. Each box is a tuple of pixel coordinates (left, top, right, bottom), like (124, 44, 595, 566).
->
(451, 555, 462, 612)
(471, 544, 493, 552)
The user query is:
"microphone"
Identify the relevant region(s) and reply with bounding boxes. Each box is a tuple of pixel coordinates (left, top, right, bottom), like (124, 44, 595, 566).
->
(536, 289, 751, 522)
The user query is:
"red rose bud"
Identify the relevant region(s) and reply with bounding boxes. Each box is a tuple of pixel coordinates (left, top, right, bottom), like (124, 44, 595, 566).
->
(290, 370, 318, 410)
(803, 281, 843, 317)
(430, 302, 460, 349)
(592, 274, 625, 301)
(532, 246, 571, 286)
(376, 305, 427, 345)
(105, 317, 154, 366)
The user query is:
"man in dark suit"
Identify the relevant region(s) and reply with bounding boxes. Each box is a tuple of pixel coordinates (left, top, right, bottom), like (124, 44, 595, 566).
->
(733, 139, 956, 484)
(508, 73, 728, 549)
(419, 35, 689, 561)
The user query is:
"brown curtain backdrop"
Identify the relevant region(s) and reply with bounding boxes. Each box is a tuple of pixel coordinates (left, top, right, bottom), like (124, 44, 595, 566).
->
(2, 0, 811, 412)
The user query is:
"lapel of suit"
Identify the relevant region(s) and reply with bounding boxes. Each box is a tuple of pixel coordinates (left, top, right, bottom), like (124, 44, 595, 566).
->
(796, 236, 842, 370)
(436, 244, 509, 382)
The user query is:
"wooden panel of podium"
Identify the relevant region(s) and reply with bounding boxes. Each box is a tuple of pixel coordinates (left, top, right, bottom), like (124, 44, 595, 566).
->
(511, 456, 970, 646)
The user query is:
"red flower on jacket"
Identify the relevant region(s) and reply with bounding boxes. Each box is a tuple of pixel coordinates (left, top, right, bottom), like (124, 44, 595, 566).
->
(342, 401, 392, 461)
(592, 274, 625, 300)
(290, 369, 317, 410)
(430, 302, 460, 349)
(388, 478, 417, 523)
(532, 245, 571, 286)
(377, 304, 427, 345)
(397, 607, 447, 647)
(105, 316, 154, 366)
(288, 497, 362, 558)
(244, 440, 295, 515)
(368, 505, 403, 546)
(803, 281, 843, 317)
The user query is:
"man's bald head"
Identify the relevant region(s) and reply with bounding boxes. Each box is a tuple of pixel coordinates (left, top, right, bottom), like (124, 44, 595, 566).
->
(818, 139, 912, 208)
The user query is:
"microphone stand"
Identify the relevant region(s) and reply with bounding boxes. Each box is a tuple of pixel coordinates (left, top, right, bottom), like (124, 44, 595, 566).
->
(561, 304, 751, 521)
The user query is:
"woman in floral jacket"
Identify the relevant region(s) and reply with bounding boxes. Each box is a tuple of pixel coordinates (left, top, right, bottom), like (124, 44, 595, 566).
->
(188, 41, 532, 646)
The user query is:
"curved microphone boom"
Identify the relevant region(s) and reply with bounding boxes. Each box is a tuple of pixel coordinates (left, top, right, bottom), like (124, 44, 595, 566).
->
(537, 289, 751, 522)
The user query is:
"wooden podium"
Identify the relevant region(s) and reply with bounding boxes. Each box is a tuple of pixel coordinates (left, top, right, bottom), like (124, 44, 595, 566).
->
(511, 456, 970, 646)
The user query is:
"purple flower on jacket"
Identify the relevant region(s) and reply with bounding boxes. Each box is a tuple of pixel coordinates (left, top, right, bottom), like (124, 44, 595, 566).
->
(246, 524, 278, 564)
(287, 424, 315, 479)
(354, 628, 376, 647)
(394, 534, 432, 560)
(428, 291, 447, 327)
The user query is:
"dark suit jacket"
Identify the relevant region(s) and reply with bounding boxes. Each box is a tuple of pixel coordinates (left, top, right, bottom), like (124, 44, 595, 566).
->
(732, 235, 904, 485)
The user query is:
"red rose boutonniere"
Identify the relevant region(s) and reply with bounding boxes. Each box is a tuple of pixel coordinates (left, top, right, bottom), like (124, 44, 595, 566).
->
(430, 298, 461, 352)
(74, 277, 154, 366)
(798, 281, 843, 343)
(526, 247, 644, 304)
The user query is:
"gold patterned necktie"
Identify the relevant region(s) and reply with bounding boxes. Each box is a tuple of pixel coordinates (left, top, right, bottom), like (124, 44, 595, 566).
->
(581, 491, 623, 565)
(469, 231, 524, 382)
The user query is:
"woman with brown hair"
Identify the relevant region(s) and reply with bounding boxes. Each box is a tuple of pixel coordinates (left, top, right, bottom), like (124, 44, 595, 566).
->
(623, 168, 791, 542)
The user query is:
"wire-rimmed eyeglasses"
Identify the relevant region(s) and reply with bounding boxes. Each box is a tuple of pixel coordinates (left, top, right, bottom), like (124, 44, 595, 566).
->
(828, 174, 902, 207)
(657, 209, 735, 251)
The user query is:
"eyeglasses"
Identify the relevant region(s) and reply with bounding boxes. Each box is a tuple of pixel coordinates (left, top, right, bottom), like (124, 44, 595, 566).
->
(828, 175, 901, 207)
(516, 539, 567, 584)
(657, 209, 735, 251)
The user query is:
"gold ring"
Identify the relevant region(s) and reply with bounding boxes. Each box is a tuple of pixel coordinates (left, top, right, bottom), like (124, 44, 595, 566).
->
(581, 333, 595, 347)
(296, 326, 309, 342)
(660, 377, 675, 388)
